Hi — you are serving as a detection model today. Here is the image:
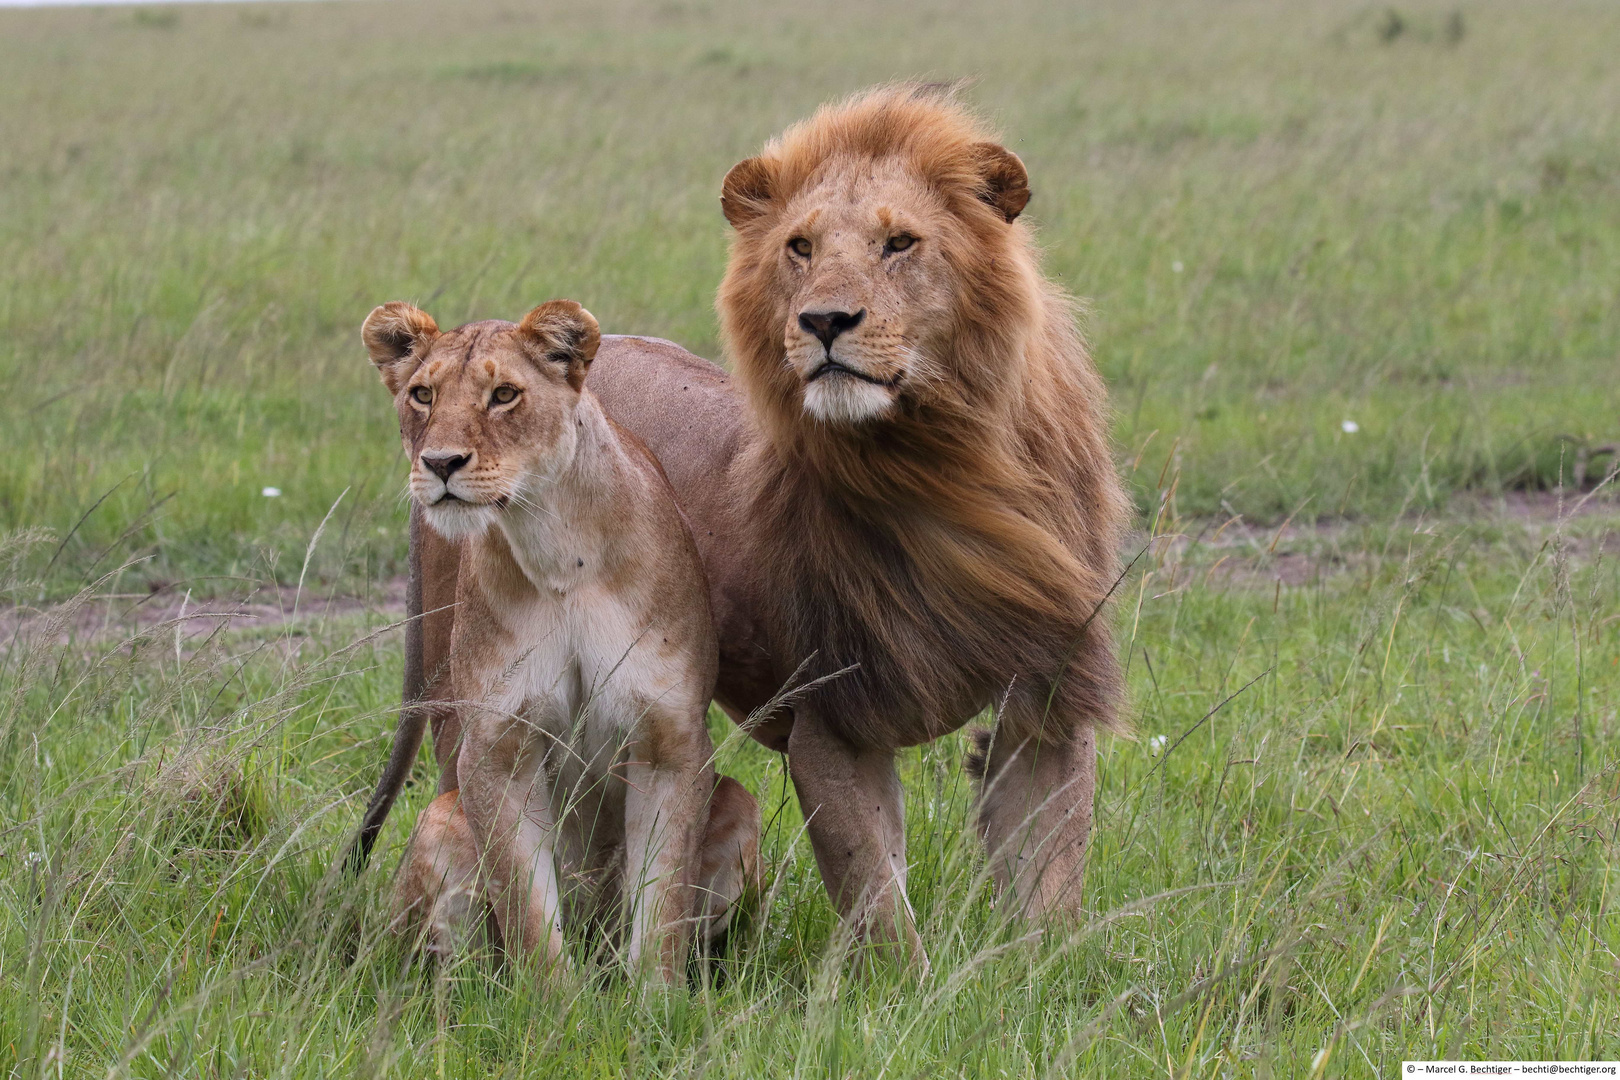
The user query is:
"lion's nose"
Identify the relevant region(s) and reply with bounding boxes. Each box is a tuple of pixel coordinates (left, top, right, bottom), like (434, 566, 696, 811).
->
(798, 308, 865, 350)
(420, 450, 471, 482)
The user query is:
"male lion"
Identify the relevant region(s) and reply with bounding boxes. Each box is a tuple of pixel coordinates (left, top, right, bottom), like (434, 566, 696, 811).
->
(361, 299, 759, 980)
(351, 85, 1127, 965)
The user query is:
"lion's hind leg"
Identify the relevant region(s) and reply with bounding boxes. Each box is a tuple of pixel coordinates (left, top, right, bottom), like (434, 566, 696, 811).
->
(390, 790, 493, 959)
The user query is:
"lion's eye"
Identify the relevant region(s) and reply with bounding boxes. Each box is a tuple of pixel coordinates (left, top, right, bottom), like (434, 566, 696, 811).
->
(788, 237, 813, 258)
(410, 386, 433, 406)
(491, 385, 519, 406)
(884, 234, 917, 254)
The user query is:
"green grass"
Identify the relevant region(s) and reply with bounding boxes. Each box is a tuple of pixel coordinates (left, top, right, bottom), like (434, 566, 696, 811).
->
(1, 0, 1618, 1075)
(2, 0, 1617, 590)
(4, 506, 1617, 1075)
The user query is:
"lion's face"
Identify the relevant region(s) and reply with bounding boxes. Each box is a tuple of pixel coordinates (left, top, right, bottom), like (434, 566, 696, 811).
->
(767, 161, 961, 425)
(719, 101, 1031, 430)
(361, 300, 601, 541)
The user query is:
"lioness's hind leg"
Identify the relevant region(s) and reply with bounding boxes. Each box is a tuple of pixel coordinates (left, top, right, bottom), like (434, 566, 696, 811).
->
(390, 790, 490, 958)
(696, 774, 761, 949)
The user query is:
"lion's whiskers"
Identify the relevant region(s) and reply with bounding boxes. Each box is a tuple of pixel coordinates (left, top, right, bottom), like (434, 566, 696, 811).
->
(897, 344, 946, 393)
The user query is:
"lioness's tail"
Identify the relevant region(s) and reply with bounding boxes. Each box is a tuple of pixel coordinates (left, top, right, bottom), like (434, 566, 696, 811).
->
(342, 504, 431, 874)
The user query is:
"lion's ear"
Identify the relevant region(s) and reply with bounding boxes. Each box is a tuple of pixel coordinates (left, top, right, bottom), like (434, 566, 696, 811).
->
(517, 299, 601, 391)
(362, 302, 440, 395)
(969, 142, 1031, 224)
(721, 155, 778, 228)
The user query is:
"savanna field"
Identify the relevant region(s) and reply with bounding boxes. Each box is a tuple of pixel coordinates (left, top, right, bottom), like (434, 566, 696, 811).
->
(1, 0, 1618, 1075)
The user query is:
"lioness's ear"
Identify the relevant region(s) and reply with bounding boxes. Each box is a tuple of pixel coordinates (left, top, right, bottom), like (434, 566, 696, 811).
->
(969, 142, 1030, 224)
(362, 302, 440, 395)
(517, 299, 601, 391)
(720, 155, 778, 228)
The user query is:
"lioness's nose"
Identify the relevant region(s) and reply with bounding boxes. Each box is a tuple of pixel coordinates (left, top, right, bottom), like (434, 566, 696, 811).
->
(420, 450, 471, 482)
(798, 308, 865, 350)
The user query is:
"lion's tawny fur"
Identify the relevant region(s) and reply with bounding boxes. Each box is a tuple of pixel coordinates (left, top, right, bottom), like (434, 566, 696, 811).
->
(716, 84, 1130, 749)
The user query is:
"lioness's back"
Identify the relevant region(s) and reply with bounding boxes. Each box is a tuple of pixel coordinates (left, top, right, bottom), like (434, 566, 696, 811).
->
(587, 335, 744, 486)
(587, 335, 781, 728)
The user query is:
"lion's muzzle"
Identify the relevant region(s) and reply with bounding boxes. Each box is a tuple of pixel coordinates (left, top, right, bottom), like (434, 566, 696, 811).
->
(798, 307, 866, 349)
(806, 359, 900, 387)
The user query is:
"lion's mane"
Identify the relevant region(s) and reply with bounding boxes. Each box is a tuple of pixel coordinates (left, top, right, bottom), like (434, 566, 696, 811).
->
(718, 85, 1131, 747)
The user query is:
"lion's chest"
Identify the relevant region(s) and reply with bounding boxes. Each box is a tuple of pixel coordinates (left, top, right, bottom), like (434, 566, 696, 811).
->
(768, 502, 1030, 744)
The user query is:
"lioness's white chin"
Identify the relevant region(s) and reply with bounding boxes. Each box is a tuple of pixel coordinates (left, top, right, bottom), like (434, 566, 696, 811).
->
(802, 377, 895, 424)
(418, 499, 501, 541)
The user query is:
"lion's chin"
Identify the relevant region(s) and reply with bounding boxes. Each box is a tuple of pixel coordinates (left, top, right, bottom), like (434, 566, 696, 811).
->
(802, 376, 895, 425)
(418, 498, 501, 542)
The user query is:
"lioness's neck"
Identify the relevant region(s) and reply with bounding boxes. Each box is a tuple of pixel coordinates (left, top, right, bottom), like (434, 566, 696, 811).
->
(479, 392, 631, 588)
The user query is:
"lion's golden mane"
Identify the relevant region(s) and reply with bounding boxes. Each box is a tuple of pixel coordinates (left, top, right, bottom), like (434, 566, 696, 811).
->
(717, 85, 1131, 748)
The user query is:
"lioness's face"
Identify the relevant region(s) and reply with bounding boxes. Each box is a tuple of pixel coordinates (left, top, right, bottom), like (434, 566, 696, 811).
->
(361, 300, 601, 541)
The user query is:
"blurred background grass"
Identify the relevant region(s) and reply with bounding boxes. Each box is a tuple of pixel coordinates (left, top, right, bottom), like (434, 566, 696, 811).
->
(1, 0, 1616, 594)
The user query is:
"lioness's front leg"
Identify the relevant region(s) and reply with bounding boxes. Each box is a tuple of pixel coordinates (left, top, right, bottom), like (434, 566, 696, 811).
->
(620, 723, 710, 984)
(974, 717, 1096, 921)
(787, 714, 925, 969)
(458, 714, 567, 970)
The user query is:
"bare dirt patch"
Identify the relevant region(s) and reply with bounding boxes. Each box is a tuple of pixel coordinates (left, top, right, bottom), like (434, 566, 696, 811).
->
(2, 577, 410, 652)
(7, 490, 1616, 643)
(1135, 488, 1619, 592)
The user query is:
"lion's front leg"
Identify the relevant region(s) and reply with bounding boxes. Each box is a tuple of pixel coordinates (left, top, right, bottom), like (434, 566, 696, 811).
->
(974, 718, 1096, 921)
(457, 717, 567, 972)
(788, 714, 926, 971)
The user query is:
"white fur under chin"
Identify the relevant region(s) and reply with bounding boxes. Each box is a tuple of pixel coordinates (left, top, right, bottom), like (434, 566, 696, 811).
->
(419, 499, 500, 541)
(803, 377, 894, 424)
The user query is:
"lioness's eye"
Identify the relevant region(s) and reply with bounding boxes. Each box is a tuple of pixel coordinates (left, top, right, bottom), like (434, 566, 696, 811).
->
(788, 237, 813, 258)
(491, 385, 519, 406)
(885, 234, 916, 254)
(410, 386, 433, 405)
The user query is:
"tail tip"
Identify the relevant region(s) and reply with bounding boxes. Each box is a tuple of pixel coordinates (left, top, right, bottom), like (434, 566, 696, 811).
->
(963, 727, 992, 781)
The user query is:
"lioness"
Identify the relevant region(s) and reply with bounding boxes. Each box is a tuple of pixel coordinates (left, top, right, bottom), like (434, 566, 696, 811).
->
(355, 85, 1127, 967)
(361, 299, 759, 981)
